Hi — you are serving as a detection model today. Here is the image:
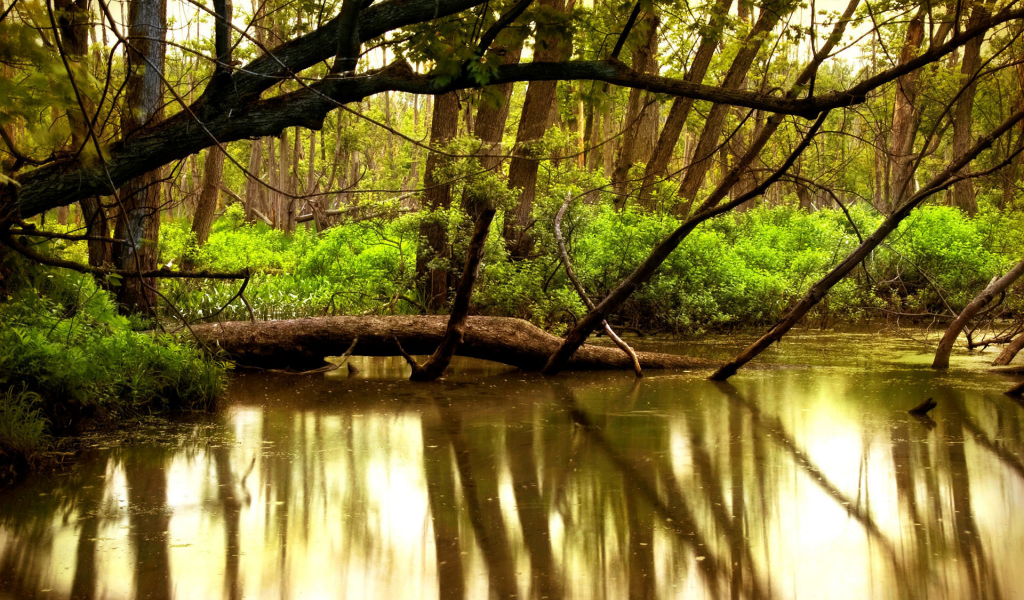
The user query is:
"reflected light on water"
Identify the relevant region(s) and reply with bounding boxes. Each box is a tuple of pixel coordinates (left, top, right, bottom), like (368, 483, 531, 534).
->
(1, 334, 1023, 599)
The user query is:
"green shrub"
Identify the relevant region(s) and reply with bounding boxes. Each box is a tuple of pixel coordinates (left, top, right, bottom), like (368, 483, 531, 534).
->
(0, 250, 227, 447)
(0, 387, 49, 457)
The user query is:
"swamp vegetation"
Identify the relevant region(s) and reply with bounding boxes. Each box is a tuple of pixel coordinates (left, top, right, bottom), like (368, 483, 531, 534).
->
(3, 0, 1024, 594)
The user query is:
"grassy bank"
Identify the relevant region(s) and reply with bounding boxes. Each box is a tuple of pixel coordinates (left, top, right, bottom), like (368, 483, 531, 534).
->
(0, 250, 226, 481)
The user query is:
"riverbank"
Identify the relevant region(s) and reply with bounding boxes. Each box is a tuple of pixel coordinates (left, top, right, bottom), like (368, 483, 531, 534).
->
(0, 254, 226, 482)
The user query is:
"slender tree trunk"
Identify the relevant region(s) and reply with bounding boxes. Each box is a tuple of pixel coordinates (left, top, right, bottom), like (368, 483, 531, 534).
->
(463, 41, 523, 219)
(634, 0, 733, 209)
(416, 92, 460, 310)
(288, 127, 300, 232)
(267, 136, 278, 224)
(55, 0, 109, 264)
(676, 2, 792, 203)
(113, 0, 167, 315)
(610, 13, 660, 204)
(949, 1, 992, 216)
(933, 255, 1024, 368)
(80, 198, 110, 266)
(502, 0, 569, 259)
(190, 146, 224, 250)
(887, 7, 927, 209)
(280, 128, 292, 231)
(404, 210, 496, 379)
(244, 140, 263, 221)
(602, 109, 615, 177)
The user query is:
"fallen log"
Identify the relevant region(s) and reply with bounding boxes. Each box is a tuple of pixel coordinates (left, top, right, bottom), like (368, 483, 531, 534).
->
(190, 315, 714, 372)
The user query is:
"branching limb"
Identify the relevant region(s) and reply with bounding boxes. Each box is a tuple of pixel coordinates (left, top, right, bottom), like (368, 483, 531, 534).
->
(554, 193, 642, 377)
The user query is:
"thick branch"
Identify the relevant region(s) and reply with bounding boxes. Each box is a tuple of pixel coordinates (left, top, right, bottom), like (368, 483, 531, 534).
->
(933, 255, 1024, 368)
(9, 4, 1024, 217)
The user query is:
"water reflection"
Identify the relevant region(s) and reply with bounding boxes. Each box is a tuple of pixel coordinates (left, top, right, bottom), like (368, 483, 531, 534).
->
(2, 338, 1024, 599)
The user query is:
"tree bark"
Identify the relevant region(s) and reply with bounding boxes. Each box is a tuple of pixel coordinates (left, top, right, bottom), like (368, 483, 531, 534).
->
(949, 1, 991, 216)
(401, 209, 497, 380)
(190, 315, 714, 372)
(676, 1, 792, 203)
(502, 0, 568, 258)
(190, 146, 224, 249)
(610, 13, 660, 204)
(635, 0, 732, 210)
(887, 7, 927, 209)
(933, 255, 1024, 368)
(416, 92, 460, 310)
(55, 0, 110, 265)
(993, 332, 1024, 366)
(113, 0, 167, 316)
(463, 42, 523, 219)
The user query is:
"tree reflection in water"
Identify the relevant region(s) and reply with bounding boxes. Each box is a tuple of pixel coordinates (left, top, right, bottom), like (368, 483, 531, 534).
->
(0, 351, 1023, 600)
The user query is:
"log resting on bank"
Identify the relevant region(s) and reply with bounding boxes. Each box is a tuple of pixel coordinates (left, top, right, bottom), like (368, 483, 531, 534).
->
(191, 315, 714, 372)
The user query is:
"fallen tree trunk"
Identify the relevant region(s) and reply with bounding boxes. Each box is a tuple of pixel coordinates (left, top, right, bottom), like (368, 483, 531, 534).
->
(933, 255, 1024, 368)
(190, 315, 713, 372)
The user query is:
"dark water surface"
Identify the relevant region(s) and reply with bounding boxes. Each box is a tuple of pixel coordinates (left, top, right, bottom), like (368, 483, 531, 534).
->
(2, 331, 1023, 599)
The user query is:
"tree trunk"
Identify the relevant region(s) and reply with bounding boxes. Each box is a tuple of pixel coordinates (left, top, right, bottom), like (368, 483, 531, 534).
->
(80, 198, 111, 266)
(463, 42, 523, 219)
(190, 146, 225, 250)
(949, 1, 991, 216)
(417, 92, 460, 310)
(402, 209, 496, 381)
(993, 332, 1024, 366)
(289, 127, 300, 231)
(887, 7, 927, 209)
(933, 255, 1024, 368)
(676, 2, 791, 203)
(277, 128, 292, 231)
(502, 0, 569, 259)
(244, 139, 263, 222)
(113, 0, 167, 316)
(610, 13, 660, 204)
(190, 315, 713, 372)
(55, 0, 108, 264)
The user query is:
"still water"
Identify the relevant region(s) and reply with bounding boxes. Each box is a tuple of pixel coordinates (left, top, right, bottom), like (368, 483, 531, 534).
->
(1, 331, 1023, 600)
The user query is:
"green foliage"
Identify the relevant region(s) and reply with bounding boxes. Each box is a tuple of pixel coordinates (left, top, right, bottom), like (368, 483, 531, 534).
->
(0, 250, 227, 463)
(0, 386, 49, 457)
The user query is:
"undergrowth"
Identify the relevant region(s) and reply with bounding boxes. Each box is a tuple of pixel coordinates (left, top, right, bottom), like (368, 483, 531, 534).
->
(150, 201, 1024, 335)
(0, 248, 226, 468)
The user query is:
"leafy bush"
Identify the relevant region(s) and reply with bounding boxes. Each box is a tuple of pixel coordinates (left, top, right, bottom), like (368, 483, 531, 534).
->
(0, 249, 227, 464)
(149, 190, 1024, 334)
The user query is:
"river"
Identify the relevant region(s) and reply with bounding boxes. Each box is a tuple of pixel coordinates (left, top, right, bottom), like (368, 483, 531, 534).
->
(1, 330, 1022, 599)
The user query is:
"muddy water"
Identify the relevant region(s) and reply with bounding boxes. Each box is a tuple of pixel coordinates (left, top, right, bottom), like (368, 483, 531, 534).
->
(1, 332, 1023, 600)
